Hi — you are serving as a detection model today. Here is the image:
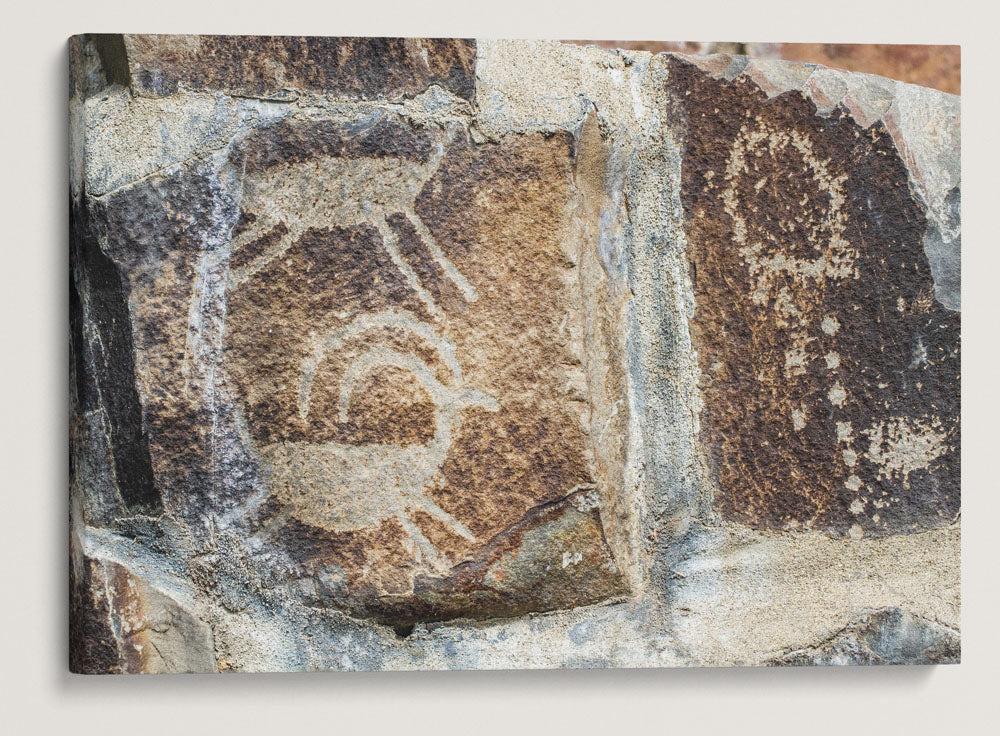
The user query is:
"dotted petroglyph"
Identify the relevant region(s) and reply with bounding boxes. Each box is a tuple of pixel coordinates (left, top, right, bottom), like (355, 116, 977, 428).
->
(863, 416, 953, 489)
(670, 56, 960, 535)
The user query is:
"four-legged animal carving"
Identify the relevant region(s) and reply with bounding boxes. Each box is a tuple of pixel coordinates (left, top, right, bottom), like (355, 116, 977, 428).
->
(261, 310, 498, 570)
(230, 124, 496, 568)
(229, 128, 474, 320)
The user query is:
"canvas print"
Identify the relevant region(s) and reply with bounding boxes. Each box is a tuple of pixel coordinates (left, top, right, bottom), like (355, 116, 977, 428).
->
(69, 35, 960, 673)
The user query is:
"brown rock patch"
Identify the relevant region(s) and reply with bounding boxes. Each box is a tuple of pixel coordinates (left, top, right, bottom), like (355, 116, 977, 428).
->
(119, 35, 477, 100)
(668, 57, 960, 536)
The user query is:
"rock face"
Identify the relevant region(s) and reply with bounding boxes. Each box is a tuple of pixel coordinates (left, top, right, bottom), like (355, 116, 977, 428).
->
(669, 57, 959, 535)
(771, 607, 961, 666)
(745, 43, 960, 95)
(568, 41, 960, 95)
(70, 36, 960, 672)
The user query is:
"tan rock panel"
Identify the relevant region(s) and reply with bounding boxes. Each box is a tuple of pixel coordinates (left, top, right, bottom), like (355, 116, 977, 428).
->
(220, 113, 626, 622)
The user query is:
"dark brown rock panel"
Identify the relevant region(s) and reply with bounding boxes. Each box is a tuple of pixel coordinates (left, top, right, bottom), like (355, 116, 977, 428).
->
(667, 57, 960, 536)
(82, 166, 240, 531)
(114, 34, 476, 100)
(70, 195, 158, 512)
(69, 553, 120, 674)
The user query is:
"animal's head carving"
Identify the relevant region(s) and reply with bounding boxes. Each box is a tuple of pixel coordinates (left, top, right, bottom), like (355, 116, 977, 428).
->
(299, 309, 499, 450)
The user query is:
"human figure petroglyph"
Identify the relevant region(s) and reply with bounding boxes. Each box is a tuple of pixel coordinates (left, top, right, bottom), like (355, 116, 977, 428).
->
(722, 120, 856, 330)
(721, 120, 859, 407)
(721, 120, 880, 520)
(228, 126, 475, 320)
(260, 310, 498, 571)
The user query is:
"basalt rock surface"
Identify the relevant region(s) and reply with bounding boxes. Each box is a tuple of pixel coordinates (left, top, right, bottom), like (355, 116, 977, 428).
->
(70, 36, 960, 673)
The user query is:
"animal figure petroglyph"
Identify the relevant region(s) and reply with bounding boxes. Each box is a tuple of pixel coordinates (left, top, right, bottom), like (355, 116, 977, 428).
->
(229, 129, 474, 320)
(260, 310, 498, 570)
(229, 126, 498, 568)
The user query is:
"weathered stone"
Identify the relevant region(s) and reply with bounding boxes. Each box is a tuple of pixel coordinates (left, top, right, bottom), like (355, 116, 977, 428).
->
(771, 607, 960, 665)
(70, 543, 215, 674)
(70, 36, 960, 672)
(666, 56, 960, 536)
(565, 40, 744, 56)
(107, 34, 477, 100)
(566, 40, 960, 95)
(746, 43, 960, 95)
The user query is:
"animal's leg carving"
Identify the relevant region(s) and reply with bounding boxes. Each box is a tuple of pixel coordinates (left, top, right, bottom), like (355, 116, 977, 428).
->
(415, 497, 476, 542)
(404, 211, 478, 302)
(229, 216, 303, 289)
(227, 212, 275, 260)
(376, 217, 443, 321)
(397, 512, 451, 572)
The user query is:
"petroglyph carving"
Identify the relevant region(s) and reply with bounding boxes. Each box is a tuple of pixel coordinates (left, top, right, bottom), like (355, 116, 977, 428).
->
(723, 120, 857, 334)
(70, 38, 963, 671)
(721, 120, 859, 484)
(720, 120, 876, 518)
(862, 416, 953, 489)
(229, 127, 475, 319)
(724, 125, 857, 408)
(261, 310, 498, 570)
(223, 124, 500, 569)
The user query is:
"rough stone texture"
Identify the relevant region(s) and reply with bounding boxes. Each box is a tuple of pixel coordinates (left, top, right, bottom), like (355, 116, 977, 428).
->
(566, 40, 745, 57)
(746, 43, 960, 95)
(568, 41, 960, 94)
(70, 36, 960, 672)
(111, 34, 477, 101)
(668, 56, 959, 536)
(770, 607, 960, 666)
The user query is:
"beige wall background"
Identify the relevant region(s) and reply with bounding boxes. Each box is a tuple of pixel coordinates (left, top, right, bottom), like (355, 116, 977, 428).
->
(1, 0, 993, 734)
